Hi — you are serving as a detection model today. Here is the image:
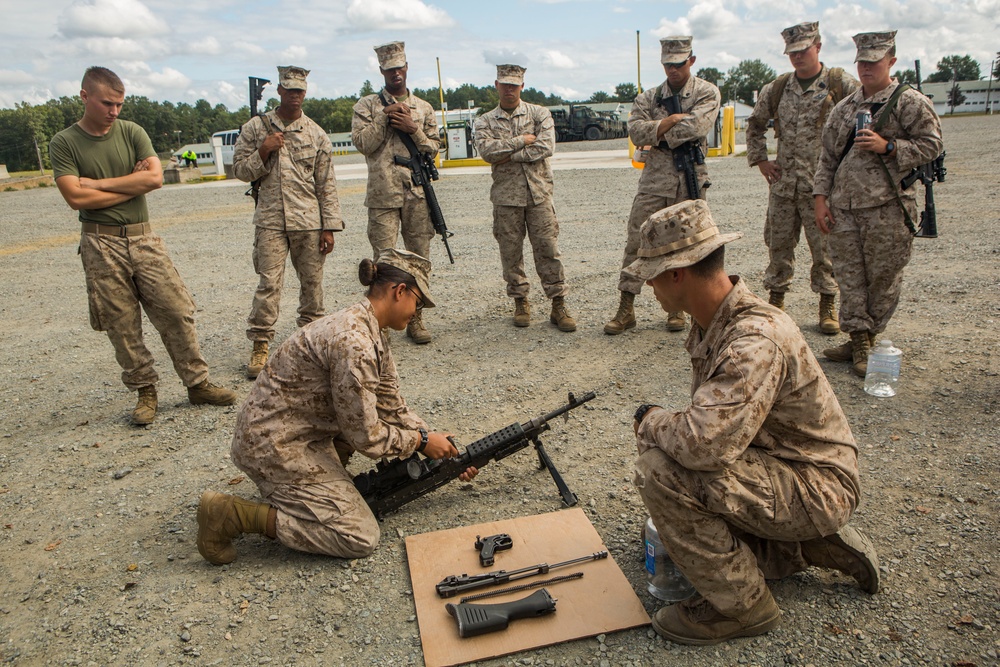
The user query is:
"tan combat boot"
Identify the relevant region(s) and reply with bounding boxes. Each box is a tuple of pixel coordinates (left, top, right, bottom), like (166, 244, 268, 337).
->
(819, 293, 840, 335)
(188, 379, 238, 406)
(132, 385, 157, 425)
(850, 331, 870, 378)
(247, 340, 268, 379)
(802, 524, 880, 594)
(513, 297, 530, 327)
(768, 291, 785, 310)
(604, 292, 636, 335)
(406, 309, 432, 344)
(196, 491, 271, 565)
(549, 296, 576, 332)
(652, 589, 782, 645)
(666, 311, 687, 332)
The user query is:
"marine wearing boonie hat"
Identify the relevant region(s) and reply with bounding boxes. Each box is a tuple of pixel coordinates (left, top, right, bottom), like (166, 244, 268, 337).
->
(782, 22, 820, 54)
(376, 248, 435, 308)
(623, 200, 743, 281)
(374, 41, 407, 70)
(496, 64, 526, 85)
(853, 31, 896, 62)
(277, 65, 309, 91)
(660, 36, 693, 64)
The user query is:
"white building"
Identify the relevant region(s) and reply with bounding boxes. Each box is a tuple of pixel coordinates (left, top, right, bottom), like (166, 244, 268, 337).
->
(919, 80, 999, 115)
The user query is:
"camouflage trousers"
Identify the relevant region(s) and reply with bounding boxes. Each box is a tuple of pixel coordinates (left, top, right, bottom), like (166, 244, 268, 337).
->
(634, 445, 856, 618)
(828, 200, 915, 335)
(764, 192, 837, 295)
(251, 472, 380, 559)
(367, 188, 435, 261)
(492, 202, 568, 299)
(618, 191, 687, 294)
(247, 227, 328, 342)
(79, 230, 208, 391)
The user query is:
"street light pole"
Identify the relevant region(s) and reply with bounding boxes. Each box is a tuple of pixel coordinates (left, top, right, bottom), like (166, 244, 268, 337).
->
(986, 58, 995, 115)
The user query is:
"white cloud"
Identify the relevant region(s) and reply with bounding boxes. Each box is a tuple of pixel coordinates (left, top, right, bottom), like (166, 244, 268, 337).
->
(57, 0, 169, 38)
(278, 46, 309, 63)
(653, 0, 740, 40)
(483, 49, 529, 67)
(541, 50, 574, 69)
(346, 0, 455, 31)
(113, 62, 191, 97)
(72, 36, 172, 61)
(550, 84, 580, 99)
(0, 69, 34, 85)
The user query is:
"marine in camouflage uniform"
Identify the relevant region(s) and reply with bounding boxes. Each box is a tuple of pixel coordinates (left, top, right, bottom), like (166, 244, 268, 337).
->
(49, 67, 236, 425)
(746, 22, 859, 334)
(352, 41, 441, 344)
(473, 64, 575, 332)
(233, 66, 344, 379)
(814, 31, 943, 377)
(624, 200, 878, 645)
(605, 36, 720, 336)
(195, 250, 475, 563)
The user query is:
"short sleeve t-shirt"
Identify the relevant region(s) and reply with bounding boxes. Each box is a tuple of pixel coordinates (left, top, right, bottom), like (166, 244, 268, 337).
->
(49, 120, 156, 225)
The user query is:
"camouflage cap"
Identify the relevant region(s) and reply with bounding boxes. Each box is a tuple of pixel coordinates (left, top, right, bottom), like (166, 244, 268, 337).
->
(496, 64, 526, 85)
(622, 200, 742, 281)
(374, 41, 407, 70)
(853, 30, 896, 62)
(277, 65, 309, 91)
(376, 248, 435, 308)
(782, 21, 820, 54)
(660, 36, 693, 64)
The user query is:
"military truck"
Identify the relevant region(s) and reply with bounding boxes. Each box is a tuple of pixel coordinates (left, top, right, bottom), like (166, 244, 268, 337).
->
(549, 104, 627, 142)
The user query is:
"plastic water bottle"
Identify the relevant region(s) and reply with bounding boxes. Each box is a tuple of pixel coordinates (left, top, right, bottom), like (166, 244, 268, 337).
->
(864, 339, 902, 397)
(644, 516, 696, 602)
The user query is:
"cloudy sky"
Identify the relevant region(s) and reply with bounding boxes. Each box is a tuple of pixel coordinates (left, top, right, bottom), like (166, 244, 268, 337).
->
(2, 0, 998, 110)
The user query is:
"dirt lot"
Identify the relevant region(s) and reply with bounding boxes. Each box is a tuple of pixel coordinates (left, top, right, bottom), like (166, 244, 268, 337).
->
(0, 115, 997, 666)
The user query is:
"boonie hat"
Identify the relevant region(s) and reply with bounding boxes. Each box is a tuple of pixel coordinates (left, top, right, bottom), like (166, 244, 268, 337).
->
(622, 200, 742, 281)
(853, 31, 896, 63)
(277, 65, 309, 91)
(660, 36, 693, 64)
(496, 64, 526, 85)
(375, 41, 407, 70)
(376, 248, 435, 308)
(782, 22, 820, 54)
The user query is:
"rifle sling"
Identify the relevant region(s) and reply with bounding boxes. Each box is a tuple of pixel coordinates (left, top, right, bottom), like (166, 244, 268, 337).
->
(870, 85, 916, 234)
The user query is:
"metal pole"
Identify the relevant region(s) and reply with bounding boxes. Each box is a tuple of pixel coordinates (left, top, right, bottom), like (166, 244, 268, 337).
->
(33, 136, 44, 175)
(986, 59, 995, 115)
(636, 30, 642, 94)
(436, 57, 448, 160)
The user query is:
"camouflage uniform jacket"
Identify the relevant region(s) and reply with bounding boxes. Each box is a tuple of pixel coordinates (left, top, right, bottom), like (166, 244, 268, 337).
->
(629, 76, 720, 196)
(638, 278, 860, 509)
(231, 299, 426, 485)
(746, 65, 860, 198)
(232, 110, 344, 232)
(473, 101, 556, 207)
(351, 89, 440, 208)
(814, 81, 943, 209)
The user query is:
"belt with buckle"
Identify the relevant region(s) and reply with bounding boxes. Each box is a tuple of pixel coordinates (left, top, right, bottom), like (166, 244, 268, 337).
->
(81, 222, 151, 237)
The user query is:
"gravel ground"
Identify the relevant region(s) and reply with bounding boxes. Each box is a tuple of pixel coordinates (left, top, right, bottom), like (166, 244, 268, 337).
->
(0, 116, 997, 666)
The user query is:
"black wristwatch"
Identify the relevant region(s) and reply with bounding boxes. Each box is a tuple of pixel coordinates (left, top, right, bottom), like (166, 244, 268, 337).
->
(417, 428, 428, 453)
(634, 404, 662, 424)
(882, 140, 895, 155)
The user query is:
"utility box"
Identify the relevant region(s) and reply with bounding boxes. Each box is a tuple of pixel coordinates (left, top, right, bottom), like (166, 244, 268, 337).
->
(446, 121, 474, 160)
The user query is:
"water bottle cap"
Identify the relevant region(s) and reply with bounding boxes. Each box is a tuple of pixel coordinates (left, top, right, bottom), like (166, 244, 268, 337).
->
(879, 339, 892, 347)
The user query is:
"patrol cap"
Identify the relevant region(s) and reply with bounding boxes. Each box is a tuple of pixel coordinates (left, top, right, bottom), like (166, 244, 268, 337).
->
(496, 64, 526, 85)
(376, 248, 435, 308)
(782, 22, 820, 54)
(277, 65, 309, 91)
(622, 200, 742, 281)
(375, 41, 407, 70)
(660, 36, 693, 65)
(853, 31, 896, 62)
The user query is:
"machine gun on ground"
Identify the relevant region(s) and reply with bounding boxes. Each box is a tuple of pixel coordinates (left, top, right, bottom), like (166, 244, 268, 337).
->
(353, 391, 595, 518)
(247, 76, 270, 205)
(900, 152, 945, 239)
(657, 94, 706, 200)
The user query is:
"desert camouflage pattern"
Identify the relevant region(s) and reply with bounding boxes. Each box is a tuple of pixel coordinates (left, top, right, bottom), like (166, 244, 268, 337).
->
(232, 299, 426, 486)
(351, 89, 440, 209)
(828, 200, 915, 334)
(233, 111, 343, 232)
(491, 204, 567, 299)
(80, 231, 209, 390)
(813, 81, 943, 208)
(746, 66, 860, 198)
(618, 76, 720, 294)
(762, 192, 837, 294)
(633, 278, 860, 616)
(246, 228, 328, 342)
(367, 202, 434, 260)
